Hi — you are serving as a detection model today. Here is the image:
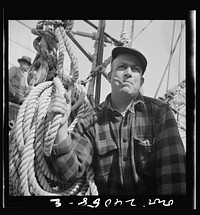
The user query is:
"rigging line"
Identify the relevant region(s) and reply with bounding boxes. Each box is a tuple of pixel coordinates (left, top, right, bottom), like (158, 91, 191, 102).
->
(9, 38, 36, 54)
(166, 20, 176, 91)
(132, 20, 153, 41)
(83, 20, 123, 46)
(154, 22, 185, 98)
(178, 21, 184, 83)
(16, 20, 32, 30)
(129, 20, 135, 47)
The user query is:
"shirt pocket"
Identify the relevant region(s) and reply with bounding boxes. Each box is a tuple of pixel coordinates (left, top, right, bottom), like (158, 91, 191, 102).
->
(134, 136, 156, 174)
(95, 139, 118, 176)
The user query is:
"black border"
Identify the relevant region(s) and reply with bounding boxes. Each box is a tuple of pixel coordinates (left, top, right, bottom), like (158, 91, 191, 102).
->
(2, 10, 196, 211)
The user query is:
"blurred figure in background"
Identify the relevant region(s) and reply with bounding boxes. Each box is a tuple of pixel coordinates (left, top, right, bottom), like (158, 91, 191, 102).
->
(9, 56, 32, 130)
(9, 56, 32, 104)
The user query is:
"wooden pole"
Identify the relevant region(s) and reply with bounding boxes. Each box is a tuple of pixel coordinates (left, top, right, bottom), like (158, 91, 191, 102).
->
(87, 38, 98, 107)
(95, 20, 105, 105)
(87, 20, 105, 106)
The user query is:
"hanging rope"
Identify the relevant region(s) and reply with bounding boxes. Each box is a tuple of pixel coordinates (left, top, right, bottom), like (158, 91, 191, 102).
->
(31, 28, 58, 69)
(56, 26, 79, 83)
(120, 20, 135, 47)
(9, 20, 98, 196)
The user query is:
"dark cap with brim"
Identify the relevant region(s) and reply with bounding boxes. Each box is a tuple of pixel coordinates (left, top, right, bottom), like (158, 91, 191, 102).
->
(17, 56, 32, 66)
(112, 46, 147, 74)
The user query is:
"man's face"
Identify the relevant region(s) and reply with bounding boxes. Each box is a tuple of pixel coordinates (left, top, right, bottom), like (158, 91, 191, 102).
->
(20, 61, 30, 71)
(110, 53, 144, 97)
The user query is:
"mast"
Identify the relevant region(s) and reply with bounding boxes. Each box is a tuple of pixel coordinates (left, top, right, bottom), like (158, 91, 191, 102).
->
(87, 20, 105, 106)
(95, 20, 105, 105)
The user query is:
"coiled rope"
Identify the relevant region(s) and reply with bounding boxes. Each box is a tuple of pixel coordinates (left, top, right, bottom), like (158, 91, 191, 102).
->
(9, 77, 97, 196)
(9, 20, 98, 196)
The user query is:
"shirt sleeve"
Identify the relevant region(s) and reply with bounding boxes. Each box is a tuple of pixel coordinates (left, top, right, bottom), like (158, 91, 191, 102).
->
(155, 103, 186, 195)
(49, 112, 94, 183)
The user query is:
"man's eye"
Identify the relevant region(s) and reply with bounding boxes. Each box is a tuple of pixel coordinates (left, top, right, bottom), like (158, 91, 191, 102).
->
(118, 65, 127, 70)
(131, 66, 141, 73)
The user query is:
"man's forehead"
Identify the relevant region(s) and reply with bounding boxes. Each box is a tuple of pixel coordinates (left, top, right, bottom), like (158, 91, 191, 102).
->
(113, 53, 143, 67)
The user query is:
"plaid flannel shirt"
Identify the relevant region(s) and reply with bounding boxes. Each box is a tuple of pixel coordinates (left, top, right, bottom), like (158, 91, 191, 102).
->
(49, 93, 186, 195)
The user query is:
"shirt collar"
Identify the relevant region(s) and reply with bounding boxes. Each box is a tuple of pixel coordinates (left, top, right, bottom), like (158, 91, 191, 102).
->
(100, 92, 145, 113)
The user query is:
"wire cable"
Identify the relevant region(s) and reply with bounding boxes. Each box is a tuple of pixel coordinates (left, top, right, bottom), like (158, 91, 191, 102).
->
(166, 20, 176, 91)
(9, 38, 36, 54)
(178, 21, 184, 83)
(154, 21, 185, 98)
(132, 20, 153, 41)
(16, 20, 33, 30)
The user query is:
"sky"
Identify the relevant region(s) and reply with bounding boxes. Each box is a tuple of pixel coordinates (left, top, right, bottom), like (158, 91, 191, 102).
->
(8, 20, 186, 103)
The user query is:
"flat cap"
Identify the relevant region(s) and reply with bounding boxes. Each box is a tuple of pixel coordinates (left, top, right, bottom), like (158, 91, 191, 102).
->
(112, 46, 147, 73)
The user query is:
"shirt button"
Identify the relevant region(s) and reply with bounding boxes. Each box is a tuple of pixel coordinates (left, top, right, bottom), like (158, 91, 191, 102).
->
(123, 138, 127, 143)
(123, 156, 128, 161)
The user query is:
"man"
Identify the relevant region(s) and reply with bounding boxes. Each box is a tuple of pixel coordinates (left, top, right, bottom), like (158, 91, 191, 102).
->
(9, 56, 32, 104)
(9, 56, 32, 130)
(46, 47, 186, 195)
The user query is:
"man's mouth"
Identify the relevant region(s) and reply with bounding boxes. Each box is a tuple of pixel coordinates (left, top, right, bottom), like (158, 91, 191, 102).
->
(114, 77, 134, 86)
(123, 80, 132, 84)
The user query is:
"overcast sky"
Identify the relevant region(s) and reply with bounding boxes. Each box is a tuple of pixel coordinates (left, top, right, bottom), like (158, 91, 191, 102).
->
(8, 20, 186, 102)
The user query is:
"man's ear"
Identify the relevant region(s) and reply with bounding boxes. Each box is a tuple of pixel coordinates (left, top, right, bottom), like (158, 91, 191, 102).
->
(140, 77, 144, 86)
(108, 71, 112, 82)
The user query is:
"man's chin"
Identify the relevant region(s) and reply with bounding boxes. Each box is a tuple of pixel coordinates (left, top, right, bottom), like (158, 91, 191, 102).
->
(119, 88, 137, 96)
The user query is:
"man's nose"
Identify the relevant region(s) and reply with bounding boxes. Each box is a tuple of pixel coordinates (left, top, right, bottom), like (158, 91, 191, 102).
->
(124, 67, 132, 78)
